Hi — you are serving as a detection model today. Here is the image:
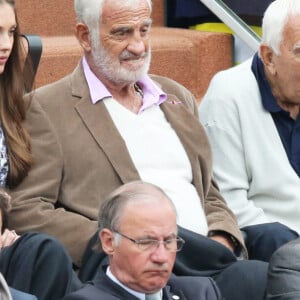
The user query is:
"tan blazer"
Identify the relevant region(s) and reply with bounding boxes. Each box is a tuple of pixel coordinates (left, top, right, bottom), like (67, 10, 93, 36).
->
(10, 61, 243, 267)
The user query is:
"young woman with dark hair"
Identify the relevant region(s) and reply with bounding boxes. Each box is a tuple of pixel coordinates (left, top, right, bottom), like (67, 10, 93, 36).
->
(0, 1, 82, 299)
(0, 0, 32, 189)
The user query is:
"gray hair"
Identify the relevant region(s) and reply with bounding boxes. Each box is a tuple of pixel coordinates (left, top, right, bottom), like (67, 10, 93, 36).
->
(261, 0, 300, 55)
(98, 181, 176, 232)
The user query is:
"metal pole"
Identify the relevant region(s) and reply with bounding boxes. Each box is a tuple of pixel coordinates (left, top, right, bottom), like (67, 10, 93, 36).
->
(199, 0, 261, 51)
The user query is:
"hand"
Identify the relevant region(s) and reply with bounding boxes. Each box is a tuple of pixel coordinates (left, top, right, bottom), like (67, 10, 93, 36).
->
(209, 234, 235, 252)
(0, 229, 20, 249)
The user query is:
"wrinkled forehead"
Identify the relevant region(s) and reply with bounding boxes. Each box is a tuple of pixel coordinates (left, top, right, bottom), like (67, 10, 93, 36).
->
(101, 0, 151, 24)
(281, 14, 300, 47)
(119, 201, 178, 237)
(103, 0, 151, 9)
(120, 194, 177, 224)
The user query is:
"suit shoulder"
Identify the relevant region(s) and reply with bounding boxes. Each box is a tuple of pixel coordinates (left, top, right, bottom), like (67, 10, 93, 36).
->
(201, 58, 258, 110)
(63, 284, 116, 300)
(150, 74, 194, 97)
(209, 58, 255, 90)
(168, 275, 222, 299)
(270, 238, 300, 264)
(150, 74, 198, 114)
(32, 74, 72, 102)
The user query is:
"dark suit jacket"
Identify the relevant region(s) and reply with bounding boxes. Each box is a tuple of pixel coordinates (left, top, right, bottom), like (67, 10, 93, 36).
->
(63, 266, 223, 300)
(267, 237, 300, 300)
(9, 60, 244, 267)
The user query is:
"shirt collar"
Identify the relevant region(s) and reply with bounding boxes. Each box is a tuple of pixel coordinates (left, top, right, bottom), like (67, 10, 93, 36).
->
(82, 56, 167, 113)
(251, 52, 282, 113)
(82, 56, 112, 103)
(106, 267, 162, 300)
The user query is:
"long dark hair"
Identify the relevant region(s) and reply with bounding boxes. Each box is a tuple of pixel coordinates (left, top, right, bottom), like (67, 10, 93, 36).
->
(0, 0, 33, 188)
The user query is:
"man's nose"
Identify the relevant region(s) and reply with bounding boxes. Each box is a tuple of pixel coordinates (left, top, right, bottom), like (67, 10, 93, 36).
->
(127, 31, 147, 55)
(150, 242, 171, 263)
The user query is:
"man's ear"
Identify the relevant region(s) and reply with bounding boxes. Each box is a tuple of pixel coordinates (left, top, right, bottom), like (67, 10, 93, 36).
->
(75, 22, 92, 52)
(260, 44, 276, 75)
(100, 229, 116, 255)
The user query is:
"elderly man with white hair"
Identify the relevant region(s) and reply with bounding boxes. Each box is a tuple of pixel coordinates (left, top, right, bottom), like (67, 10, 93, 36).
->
(199, 0, 300, 262)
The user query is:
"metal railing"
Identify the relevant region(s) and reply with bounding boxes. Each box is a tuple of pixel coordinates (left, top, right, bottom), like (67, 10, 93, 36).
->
(199, 0, 261, 52)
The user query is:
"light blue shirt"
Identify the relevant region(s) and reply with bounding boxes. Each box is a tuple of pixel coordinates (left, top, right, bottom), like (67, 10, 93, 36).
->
(10, 288, 38, 300)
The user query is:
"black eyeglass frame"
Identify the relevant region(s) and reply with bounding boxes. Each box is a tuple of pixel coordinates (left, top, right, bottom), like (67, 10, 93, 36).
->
(113, 230, 185, 252)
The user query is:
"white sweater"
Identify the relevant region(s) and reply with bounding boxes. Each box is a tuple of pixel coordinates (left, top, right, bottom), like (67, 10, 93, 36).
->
(199, 58, 300, 233)
(104, 98, 208, 235)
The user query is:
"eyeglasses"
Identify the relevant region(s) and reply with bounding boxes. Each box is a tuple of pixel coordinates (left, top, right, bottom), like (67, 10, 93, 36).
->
(114, 231, 185, 252)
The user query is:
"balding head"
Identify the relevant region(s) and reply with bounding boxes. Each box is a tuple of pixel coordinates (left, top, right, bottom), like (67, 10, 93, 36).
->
(98, 181, 177, 232)
(98, 181, 180, 294)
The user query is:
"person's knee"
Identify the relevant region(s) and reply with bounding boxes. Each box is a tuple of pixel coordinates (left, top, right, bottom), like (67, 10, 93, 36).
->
(25, 233, 71, 265)
(258, 223, 298, 239)
(267, 239, 300, 299)
(227, 260, 268, 284)
(42, 236, 71, 262)
(242, 223, 298, 262)
(214, 260, 268, 300)
(243, 222, 298, 243)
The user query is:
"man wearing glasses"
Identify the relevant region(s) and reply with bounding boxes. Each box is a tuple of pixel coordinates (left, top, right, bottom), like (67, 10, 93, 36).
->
(63, 181, 223, 300)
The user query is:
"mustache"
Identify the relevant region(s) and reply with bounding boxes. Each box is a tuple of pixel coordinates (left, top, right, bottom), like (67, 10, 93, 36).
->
(119, 50, 148, 60)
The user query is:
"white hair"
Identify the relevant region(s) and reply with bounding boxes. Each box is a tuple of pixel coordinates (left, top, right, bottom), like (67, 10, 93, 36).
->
(261, 0, 300, 55)
(74, 0, 152, 32)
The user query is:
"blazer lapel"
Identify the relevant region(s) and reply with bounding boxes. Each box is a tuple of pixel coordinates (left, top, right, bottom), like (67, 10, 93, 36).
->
(71, 63, 140, 184)
(163, 285, 186, 300)
(94, 268, 141, 300)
